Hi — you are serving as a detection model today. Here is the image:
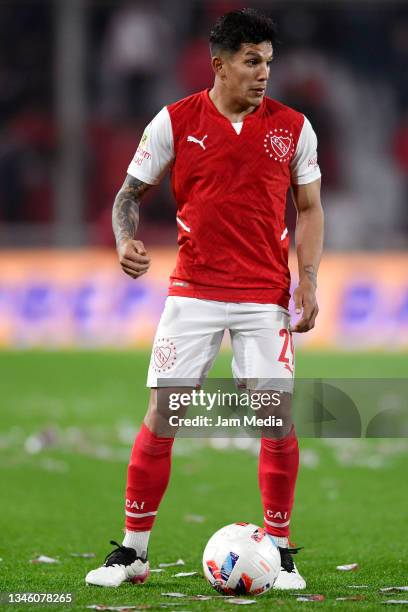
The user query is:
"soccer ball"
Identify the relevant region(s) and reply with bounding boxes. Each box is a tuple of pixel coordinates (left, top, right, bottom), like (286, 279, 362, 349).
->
(202, 522, 280, 596)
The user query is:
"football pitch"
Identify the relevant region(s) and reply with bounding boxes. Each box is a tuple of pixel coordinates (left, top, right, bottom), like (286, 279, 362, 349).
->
(0, 350, 407, 611)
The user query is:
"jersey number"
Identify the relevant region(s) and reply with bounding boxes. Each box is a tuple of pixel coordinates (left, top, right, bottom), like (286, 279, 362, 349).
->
(278, 328, 294, 374)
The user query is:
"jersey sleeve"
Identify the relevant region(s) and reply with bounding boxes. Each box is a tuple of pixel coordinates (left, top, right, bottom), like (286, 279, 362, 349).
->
(127, 107, 174, 185)
(290, 116, 322, 185)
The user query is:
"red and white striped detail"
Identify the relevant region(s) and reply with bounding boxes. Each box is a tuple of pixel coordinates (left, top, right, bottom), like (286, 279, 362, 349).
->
(125, 510, 157, 518)
(176, 217, 191, 232)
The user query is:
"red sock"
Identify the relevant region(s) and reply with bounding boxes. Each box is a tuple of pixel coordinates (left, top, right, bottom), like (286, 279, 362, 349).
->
(258, 426, 299, 540)
(125, 423, 175, 531)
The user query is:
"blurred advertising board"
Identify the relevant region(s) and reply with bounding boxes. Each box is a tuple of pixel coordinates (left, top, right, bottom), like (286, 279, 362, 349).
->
(0, 249, 407, 349)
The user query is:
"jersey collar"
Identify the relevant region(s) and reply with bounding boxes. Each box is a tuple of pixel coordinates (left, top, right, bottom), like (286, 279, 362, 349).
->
(202, 88, 266, 124)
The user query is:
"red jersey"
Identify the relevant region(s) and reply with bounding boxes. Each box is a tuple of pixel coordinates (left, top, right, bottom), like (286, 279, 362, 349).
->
(128, 89, 321, 307)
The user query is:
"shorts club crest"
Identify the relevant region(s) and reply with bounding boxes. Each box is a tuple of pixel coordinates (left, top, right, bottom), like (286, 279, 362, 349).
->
(151, 338, 177, 374)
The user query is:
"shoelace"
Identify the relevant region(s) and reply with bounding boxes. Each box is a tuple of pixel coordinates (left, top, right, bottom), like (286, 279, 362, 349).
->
(278, 546, 303, 573)
(104, 540, 137, 567)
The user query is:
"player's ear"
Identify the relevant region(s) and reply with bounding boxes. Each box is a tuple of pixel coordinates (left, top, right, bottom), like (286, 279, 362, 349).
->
(211, 55, 225, 78)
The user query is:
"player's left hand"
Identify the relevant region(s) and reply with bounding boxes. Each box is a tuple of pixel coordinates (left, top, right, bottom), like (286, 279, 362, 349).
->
(290, 279, 319, 333)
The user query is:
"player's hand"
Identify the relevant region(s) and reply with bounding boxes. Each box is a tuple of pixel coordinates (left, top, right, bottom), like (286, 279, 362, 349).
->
(290, 279, 319, 333)
(117, 238, 151, 279)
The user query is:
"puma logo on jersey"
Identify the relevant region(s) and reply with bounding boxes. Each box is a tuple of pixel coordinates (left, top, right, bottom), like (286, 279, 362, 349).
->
(187, 134, 208, 150)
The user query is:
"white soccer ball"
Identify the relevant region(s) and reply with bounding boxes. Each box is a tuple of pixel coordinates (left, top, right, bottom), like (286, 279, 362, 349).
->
(202, 522, 281, 596)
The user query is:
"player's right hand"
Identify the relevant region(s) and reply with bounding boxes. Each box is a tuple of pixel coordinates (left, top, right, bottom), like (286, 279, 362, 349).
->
(117, 239, 151, 279)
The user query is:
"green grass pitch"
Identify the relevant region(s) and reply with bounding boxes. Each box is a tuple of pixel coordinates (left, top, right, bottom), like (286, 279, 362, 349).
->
(0, 350, 407, 611)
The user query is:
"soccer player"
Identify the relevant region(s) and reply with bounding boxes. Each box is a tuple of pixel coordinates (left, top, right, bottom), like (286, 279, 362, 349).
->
(86, 8, 323, 591)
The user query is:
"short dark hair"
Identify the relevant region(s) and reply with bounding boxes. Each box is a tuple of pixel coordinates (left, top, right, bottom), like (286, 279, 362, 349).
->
(209, 8, 277, 56)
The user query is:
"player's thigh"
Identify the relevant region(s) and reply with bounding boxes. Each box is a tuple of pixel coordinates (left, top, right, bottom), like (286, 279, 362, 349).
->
(230, 306, 294, 392)
(147, 297, 225, 388)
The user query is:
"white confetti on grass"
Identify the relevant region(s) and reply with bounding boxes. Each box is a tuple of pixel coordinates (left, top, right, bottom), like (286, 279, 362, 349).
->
(159, 559, 185, 568)
(30, 555, 60, 564)
(161, 593, 234, 601)
(226, 599, 257, 605)
(150, 568, 166, 573)
(380, 587, 408, 593)
(173, 572, 198, 578)
(25, 428, 59, 454)
(382, 601, 408, 605)
(70, 552, 95, 558)
(322, 439, 408, 469)
(296, 594, 325, 602)
(87, 605, 189, 611)
(86, 606, 140, 611)
(39, 458, 69, 473)
(186, 596, 212, 601)
(300, 449, 320, 469)
(184, 514, 205, 523)
(336, 563, 359, 571)
(86, 606, 158, 611)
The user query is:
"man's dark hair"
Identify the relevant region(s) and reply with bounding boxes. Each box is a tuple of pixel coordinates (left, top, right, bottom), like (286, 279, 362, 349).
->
(209, 8, 277, 56)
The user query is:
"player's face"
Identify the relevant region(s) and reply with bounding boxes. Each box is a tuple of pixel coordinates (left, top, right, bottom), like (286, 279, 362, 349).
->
(222, 42, 273, 107)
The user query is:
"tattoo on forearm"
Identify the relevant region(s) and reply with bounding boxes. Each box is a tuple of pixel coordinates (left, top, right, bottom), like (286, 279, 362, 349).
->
(112, 176, 150, 246)
(303, 264, 317, 287)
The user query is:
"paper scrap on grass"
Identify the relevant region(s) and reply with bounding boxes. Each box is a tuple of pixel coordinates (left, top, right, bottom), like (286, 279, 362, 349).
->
(380, 587, 408, 593)
(336, 596, 365, 601)
(296, 594, 325, 602)
(347, 585, 369, 588)
(382, 601, 408, 605)
(86, 606, 145, 611)
(70, 552, 95, 558)
(188, 595, 234, 601)
(159, 559, 185, 568)
(161, 592, 233, 601)
(150, 568, 166, 573)
(186, 596, 212, 601)
(336, 563, 359, 571)
(184, 514, 205, 523)
(226, 599, 257, 605)
(173, 572, 198, 578)
(87, 606, 156, 611)
(30, 555, 60, 564)
(25, 428, 58, 454)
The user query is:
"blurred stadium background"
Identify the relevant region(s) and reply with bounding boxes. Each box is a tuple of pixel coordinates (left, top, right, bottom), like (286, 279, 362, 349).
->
(0, 0, 407, 352)
(1, 2, 407, 606)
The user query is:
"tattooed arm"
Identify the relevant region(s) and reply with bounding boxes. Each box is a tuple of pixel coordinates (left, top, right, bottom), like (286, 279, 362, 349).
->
(112, 174, 152, 279)
(290, 178, 324, 333)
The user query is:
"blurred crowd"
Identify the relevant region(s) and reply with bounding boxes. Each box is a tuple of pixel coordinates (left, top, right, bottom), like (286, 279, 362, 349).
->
(0, 0, 407, 249)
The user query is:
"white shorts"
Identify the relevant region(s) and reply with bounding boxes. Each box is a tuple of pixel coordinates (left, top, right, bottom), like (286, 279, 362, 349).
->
(146, 297, 295, 392)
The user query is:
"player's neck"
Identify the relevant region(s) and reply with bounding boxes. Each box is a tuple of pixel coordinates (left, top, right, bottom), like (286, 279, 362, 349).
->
(208, 86, 257, 123)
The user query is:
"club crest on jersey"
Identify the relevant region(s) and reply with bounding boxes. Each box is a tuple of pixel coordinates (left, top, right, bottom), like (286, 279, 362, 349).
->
(264, 128, 294, 163)
(152, 337, 177, 372)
